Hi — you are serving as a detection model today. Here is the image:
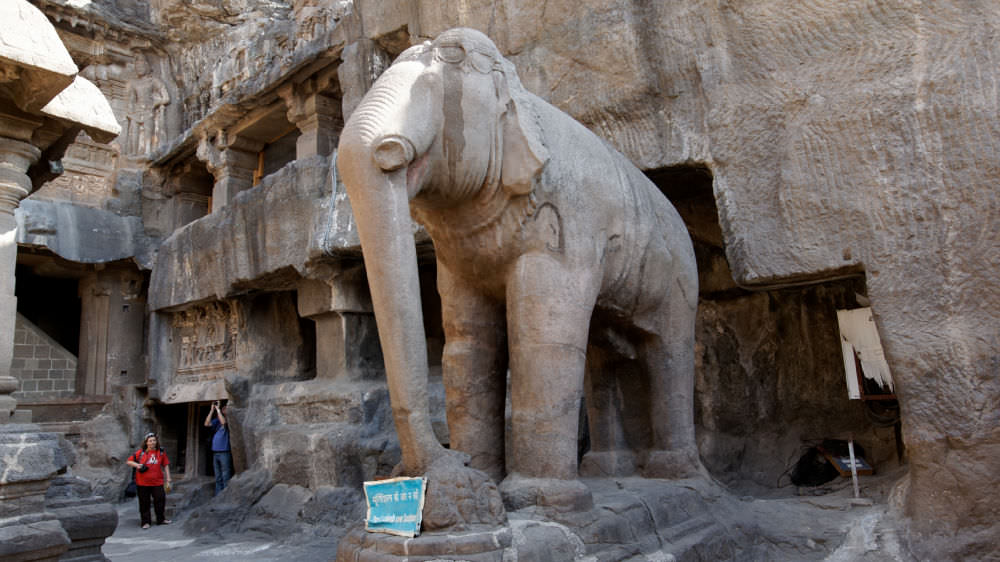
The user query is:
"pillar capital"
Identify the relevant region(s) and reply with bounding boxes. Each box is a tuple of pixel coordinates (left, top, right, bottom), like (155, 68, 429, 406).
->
(196, 131, 262, 212)
(0, 136, 41, 215)
(278, 79, 342, 159)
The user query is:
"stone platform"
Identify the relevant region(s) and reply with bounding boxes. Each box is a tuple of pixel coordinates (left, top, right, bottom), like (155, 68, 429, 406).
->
(336, 476, 747, 561)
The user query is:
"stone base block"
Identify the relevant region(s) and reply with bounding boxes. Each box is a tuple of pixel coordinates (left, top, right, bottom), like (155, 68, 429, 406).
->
(336, 524, 512, 562)
(47, 501, 118, 562)
(0, 517, 70, 562)
(336, 476, 745, 561)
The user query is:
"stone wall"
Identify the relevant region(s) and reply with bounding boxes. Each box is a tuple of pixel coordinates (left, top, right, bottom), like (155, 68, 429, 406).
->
(12, 313, 77, 402)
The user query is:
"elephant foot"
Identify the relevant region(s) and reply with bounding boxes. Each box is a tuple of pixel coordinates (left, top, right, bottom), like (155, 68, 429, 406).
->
(641, 447, 704, 479)
(579, 449, 637, 477)
(499, 474, 594, 514)
(419, 450, 508, 532)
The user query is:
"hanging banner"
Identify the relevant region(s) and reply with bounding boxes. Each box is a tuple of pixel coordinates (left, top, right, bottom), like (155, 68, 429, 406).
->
(363, 476, 426, 537)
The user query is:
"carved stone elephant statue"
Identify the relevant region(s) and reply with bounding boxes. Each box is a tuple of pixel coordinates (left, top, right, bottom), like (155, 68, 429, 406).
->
(338, 28, 699, 514)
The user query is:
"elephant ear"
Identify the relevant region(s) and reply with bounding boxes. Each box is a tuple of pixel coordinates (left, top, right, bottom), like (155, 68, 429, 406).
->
(497, 60, 549, 196)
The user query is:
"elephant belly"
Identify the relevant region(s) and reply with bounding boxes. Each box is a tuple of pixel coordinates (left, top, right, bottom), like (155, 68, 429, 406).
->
(595, 189, 691, 332)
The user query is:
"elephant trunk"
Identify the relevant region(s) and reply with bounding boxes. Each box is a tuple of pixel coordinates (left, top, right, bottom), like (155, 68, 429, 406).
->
(338, 60, 444, 475)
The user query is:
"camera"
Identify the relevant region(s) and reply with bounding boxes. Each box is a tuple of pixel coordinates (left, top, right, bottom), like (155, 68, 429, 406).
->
(138, 464, 149, 473)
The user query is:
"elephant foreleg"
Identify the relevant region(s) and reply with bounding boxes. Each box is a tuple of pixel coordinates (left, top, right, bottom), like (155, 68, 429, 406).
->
(438, 262, 508, 482)
(505, 253, 599, 481)
(498, 252, 599, 512)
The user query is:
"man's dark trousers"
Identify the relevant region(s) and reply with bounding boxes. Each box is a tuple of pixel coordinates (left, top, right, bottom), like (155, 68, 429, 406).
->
(213, 450, 232, 495)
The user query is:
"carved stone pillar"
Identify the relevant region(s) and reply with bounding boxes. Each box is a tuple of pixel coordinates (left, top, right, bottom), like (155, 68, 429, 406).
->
(297, 273, 381, 380)
(0, 136, 40, 421)
(196, 133, 262, 213)
(77, 267, 146, 396)
(278, 74, 342, 159)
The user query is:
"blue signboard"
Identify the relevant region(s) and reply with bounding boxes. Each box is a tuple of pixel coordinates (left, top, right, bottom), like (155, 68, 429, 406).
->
(363, 477, 426, 537)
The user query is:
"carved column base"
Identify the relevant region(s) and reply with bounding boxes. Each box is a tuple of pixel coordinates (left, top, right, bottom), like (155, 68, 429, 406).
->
(46, 476, 119, 562)
(0, 375, 17, 421)
(0, 425, 71, 561)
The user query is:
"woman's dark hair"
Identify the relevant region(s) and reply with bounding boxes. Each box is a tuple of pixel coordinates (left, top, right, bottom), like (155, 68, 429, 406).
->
(141, 432, 161, 452)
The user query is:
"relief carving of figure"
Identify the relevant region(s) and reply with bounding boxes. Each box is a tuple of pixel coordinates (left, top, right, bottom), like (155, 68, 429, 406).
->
(125, 55, 169, 156)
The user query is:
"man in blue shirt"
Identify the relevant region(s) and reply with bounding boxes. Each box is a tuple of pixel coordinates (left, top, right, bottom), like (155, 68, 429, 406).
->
(204, 400, 232, 495)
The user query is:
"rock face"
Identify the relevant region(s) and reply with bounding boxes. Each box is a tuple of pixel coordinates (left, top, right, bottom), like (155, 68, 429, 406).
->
(5, 1, 996, 560)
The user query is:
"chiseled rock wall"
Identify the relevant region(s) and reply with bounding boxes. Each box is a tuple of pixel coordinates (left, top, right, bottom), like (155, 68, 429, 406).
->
(148, 155, 352, 310)
(139, 1, 997, 557)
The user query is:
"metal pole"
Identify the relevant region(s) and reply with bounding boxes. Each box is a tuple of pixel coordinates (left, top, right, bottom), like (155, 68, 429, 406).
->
(848, 437, 860, 498)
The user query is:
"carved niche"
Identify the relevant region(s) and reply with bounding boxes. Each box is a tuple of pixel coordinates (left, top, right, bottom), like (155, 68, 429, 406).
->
(172, 301, 240, 382)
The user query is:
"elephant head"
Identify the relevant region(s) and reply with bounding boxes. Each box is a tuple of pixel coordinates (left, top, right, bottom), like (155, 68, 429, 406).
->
(337, 28, 548, 475)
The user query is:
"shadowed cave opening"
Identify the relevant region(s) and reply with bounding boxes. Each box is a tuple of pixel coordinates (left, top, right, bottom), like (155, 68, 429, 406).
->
(646, 164, 900, 495)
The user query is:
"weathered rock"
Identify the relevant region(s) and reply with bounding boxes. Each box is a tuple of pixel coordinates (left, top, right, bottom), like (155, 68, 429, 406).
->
(238, 483, 314, 539)
(300, 485, 366, 535)
(182, 467, 273, 535)
(148, 156, 348, 310)
(45, 475, 118, 562)
(417, 452, 507, 531)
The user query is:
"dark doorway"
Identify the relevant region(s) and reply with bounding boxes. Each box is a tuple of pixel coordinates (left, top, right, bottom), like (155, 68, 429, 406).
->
(15, 263, 81, 354)
(151, 403, 189, 475)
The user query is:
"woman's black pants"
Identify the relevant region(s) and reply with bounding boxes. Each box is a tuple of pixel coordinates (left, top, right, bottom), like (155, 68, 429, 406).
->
(136, 485, 166, 526)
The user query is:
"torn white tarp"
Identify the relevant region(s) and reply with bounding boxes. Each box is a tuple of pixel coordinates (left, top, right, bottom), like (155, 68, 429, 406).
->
(836, 308, 894, 399)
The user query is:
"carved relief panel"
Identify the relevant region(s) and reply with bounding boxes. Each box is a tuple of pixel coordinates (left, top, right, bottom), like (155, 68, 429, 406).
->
(172, 301, 241, 382)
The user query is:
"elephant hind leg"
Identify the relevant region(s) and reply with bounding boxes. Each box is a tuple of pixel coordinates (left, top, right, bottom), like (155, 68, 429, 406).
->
(640, 300, 702, 479)
(580, 343, 641, 477)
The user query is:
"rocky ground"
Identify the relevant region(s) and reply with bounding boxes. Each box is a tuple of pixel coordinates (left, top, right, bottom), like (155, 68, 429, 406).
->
(104, 501, 341, 560)
(101, 466, 913, 561)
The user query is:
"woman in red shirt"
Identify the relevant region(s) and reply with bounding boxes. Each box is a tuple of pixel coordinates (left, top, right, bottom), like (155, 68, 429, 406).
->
(126, 432, 173, 529)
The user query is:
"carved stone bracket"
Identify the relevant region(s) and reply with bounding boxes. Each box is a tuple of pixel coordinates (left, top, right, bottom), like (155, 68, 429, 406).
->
(277, 70, 342, 159)
(196, 131, 262, 212)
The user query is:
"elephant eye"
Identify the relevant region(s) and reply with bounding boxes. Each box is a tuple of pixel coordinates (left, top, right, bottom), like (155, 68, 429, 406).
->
(468, 51, 494, 74)
(436, 45, 466, 64)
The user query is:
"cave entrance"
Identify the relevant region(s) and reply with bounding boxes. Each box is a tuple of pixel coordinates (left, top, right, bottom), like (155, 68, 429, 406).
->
(646, 165, 900, 494)
(151, 401, 216, 480)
